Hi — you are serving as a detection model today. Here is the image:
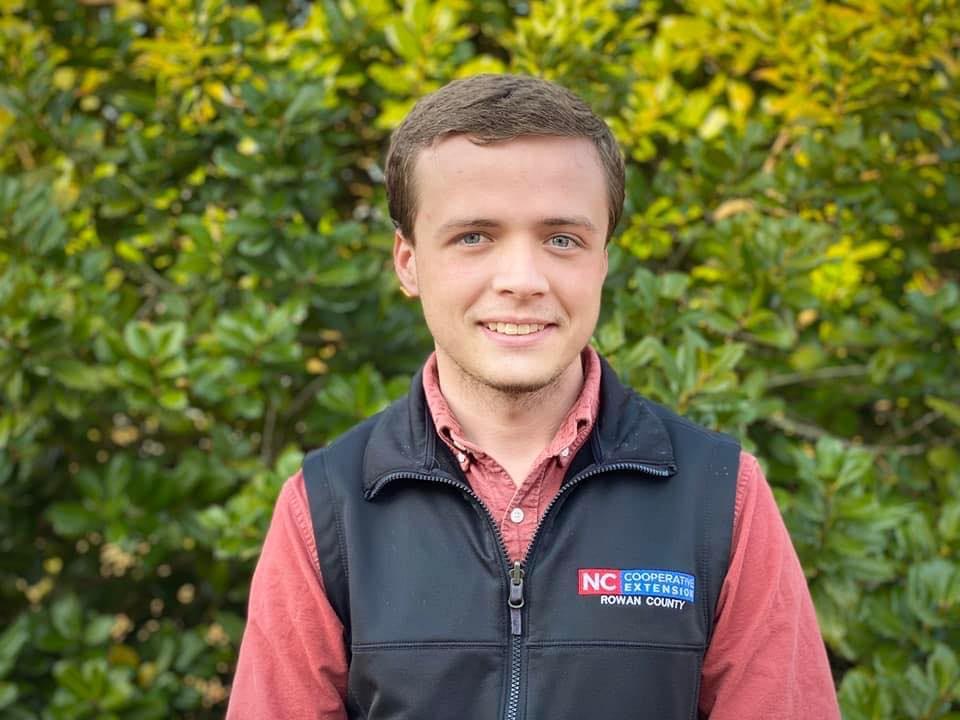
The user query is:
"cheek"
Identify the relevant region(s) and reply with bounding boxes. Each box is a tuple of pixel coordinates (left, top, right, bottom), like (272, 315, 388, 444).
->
(562, 263, 605, 301)
(418, 259, 488, 300)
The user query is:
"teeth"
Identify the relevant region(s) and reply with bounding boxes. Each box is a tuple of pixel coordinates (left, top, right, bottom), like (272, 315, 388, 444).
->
(485, 322, 545, 335)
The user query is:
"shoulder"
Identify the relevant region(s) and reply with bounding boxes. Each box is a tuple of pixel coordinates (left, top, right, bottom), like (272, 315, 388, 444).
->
(596, 356, 739, 454)
(655, 401, 738, 446)
(301, 382, 426, 496)
(640, 395, 741, 451)
(303, 411, 385, 474)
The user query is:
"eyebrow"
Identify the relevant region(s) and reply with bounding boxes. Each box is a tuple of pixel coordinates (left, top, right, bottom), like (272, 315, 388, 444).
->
(541, 216, 599, 232)
(435, 216, 599, 234)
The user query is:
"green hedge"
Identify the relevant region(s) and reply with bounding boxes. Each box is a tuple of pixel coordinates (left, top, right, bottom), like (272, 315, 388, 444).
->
(1, 0, 958, 717)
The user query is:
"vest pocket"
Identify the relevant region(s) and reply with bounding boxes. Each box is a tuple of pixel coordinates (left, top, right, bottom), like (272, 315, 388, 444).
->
(349, 643, 505, 720)
(523, 643, 701, 719)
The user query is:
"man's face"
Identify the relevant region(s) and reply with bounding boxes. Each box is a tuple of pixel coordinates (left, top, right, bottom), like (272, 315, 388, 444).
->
(394, 134, 609, 396)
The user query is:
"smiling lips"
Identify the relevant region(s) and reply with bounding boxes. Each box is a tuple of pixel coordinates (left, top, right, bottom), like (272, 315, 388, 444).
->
(484, 322, 549, 336)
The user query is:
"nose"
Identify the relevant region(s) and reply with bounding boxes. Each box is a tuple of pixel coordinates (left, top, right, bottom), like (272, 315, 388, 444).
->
(490, 239, 549, 298)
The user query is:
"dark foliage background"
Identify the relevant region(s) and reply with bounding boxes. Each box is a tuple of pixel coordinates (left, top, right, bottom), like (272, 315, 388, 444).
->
(1, 0, 958, 716)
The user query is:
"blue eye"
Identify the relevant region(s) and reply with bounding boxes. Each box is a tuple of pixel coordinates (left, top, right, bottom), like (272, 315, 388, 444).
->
(460, 232, 487, 245)
(548, 235, 576, 248)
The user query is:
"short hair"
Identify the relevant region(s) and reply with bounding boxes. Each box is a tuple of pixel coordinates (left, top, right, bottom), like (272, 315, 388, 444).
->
(385, 74, 625, 242)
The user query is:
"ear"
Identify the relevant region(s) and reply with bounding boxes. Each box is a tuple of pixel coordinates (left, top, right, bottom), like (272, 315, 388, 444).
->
(393, 230, 419, 297)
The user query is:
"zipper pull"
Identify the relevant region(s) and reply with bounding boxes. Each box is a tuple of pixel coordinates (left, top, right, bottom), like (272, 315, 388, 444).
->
(508, 561, 525, 636)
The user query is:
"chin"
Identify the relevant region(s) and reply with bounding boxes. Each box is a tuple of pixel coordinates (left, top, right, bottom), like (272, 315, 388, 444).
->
(489, 380, 553, 396)
(474, 369, 565, 396)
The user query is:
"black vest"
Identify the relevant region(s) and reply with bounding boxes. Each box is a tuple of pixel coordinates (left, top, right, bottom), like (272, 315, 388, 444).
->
(304, 359, 739, 720)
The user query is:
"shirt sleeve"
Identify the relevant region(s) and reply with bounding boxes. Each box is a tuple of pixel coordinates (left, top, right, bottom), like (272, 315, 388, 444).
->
(226, 470, 349, 720)
(698, 451, 840, 720)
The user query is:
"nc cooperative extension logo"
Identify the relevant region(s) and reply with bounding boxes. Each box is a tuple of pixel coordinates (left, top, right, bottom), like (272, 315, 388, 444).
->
(578, 568, 695, 610)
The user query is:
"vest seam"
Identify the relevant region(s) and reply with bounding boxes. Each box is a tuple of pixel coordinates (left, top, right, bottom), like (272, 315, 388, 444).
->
(525, 641, 705, 651)
(352, 641, 506, 651)
(320, 450, 352, 636)
(699, 442, 715, 641)
(690, 652, 704, 720)
(421, 398, 437, 469)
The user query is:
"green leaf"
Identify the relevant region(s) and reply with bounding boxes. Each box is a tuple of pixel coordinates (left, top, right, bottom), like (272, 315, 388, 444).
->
(384, 20, 420, 62)
(927, 644, 959, 695)
(311, 258, 375, 288)
(836, 447, 874, 488)
(402, 0, 429, 31)
(51, 595, 83, 643)
(238, 235, 274, 257)
(368, 63, 415, 94)
(815, 436, 846, 479)
(619, 336, 666, 374)
(84, 616, 115, 647)
(153, 322, 186, 361)
(838, 668, 893, 720)
(213, 147, 260, 178)
(0, 615, 29, 678)
(0, 682, 17, 711)
(938, 501, 960, 541)
(156, 356, 187, 379)
(594, 318, 625, 354)
(54, 660, 95, 701)
(47, 502, 99, 537)
(283, 83, 332, 123)
(659, 272, 690, 300)
(158, 389, 188, 410)
(173, 633, 206, 673)
(712, 343, 746, 374)
(699, 107, 729, 140)
(50, 360, 104, 391)
(925, 396, 960, 426)
(123, 322, 154, 361)
(742, 309, 797, 349)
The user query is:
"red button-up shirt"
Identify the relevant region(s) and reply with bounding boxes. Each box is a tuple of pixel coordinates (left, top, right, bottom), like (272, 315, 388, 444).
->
(226, 350, 840, 719)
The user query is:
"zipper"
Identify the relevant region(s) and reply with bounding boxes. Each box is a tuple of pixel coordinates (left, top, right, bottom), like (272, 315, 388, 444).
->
(508, 560, 525, 634)
(372, 459, 675, 720)
(506, 561, 524, 719)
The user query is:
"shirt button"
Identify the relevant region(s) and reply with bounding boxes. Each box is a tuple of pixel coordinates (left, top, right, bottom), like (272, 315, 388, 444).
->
(560, 447, 570, 458)
(510, 508, 525, 524)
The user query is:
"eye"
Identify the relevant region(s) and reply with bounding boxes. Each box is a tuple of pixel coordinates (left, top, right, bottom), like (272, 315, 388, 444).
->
(458, 232, 489, 246)
(547, 234, 578, 249)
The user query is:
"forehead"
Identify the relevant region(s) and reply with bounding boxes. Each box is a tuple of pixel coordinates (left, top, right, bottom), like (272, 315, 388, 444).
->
(411, 134, 607, 232)
(415, 134, 603, 186)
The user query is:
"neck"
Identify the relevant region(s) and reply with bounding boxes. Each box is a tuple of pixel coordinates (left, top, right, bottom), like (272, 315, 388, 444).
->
(434, 352, 585, 476)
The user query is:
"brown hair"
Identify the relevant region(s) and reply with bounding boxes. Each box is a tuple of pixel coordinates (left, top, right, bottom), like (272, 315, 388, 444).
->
(385, 74, 625, 242)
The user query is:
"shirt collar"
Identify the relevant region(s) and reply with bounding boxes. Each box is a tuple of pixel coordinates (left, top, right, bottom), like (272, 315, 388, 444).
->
(360, 354, 677, 499)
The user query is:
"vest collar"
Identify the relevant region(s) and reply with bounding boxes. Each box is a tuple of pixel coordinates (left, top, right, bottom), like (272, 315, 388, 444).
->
(362, 355, 677, 498)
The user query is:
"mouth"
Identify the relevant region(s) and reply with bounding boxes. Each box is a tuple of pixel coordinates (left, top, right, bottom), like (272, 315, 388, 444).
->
(483, 322, 548, 336)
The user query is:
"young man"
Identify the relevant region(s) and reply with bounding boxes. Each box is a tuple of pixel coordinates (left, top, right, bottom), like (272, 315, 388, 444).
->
(227, 74, 840, 719)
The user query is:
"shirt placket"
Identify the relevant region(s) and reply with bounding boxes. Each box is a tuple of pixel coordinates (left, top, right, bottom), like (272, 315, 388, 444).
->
(502, 465, 546, 560)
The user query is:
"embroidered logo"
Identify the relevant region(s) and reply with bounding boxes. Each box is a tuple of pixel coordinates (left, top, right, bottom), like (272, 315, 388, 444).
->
(578, 568, 695, 610)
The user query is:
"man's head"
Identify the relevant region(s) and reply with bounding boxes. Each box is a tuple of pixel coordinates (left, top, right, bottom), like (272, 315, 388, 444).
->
(385, 74, 625, 243)
(389, 75, 618, 399)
